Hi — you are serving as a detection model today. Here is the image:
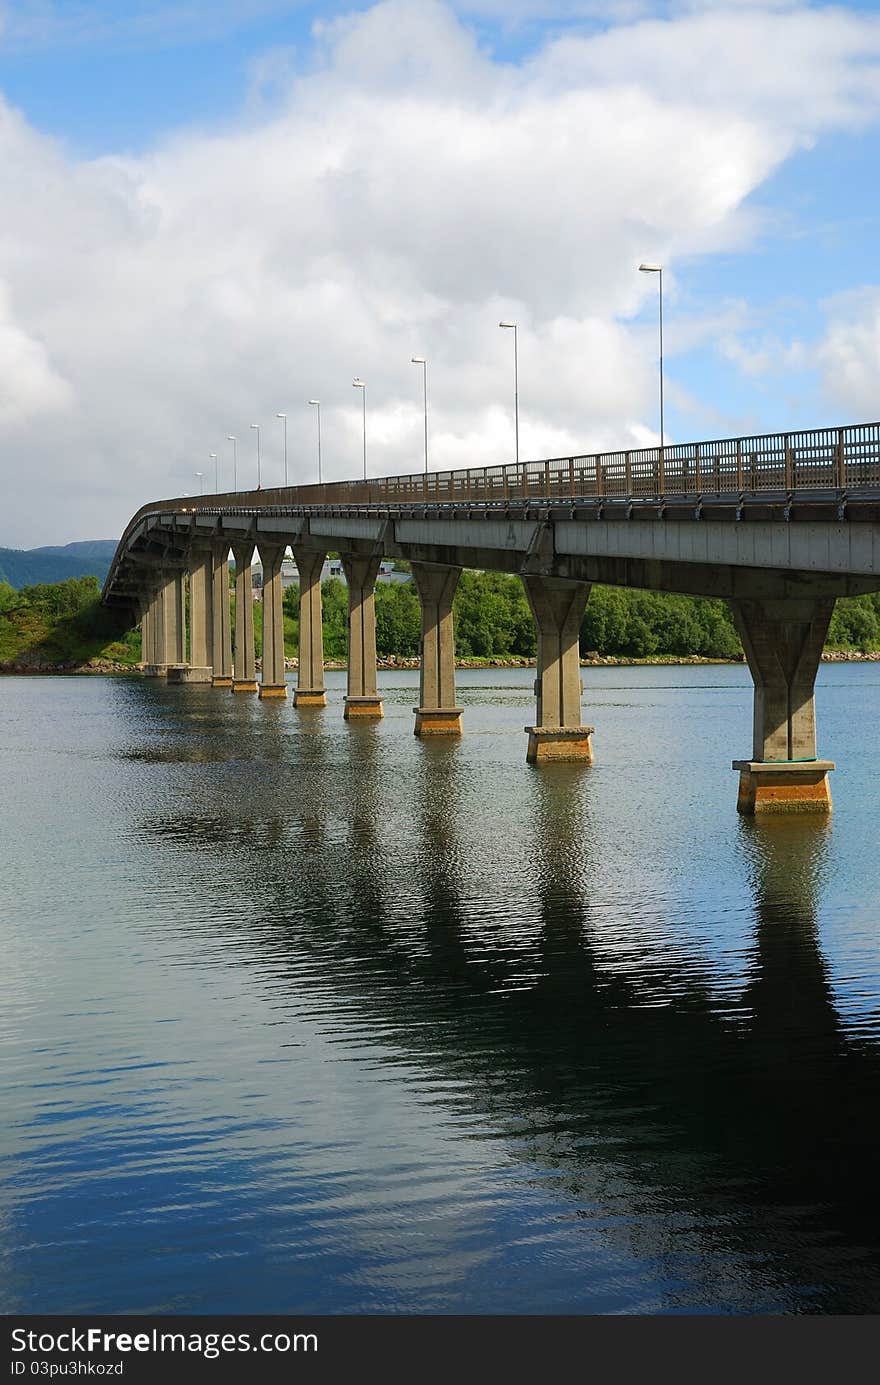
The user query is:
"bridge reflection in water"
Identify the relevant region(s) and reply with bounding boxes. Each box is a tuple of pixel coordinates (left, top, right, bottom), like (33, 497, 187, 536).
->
(132, 677, 880, 1314)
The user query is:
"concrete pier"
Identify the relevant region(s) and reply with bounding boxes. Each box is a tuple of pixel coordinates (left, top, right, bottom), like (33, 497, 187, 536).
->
(188, 551, 213, 680)
(142, 591, 166, 675)
(259, 544, 287, 698)
(731, 597, 835, 813)
(411, 562, 462, 736)
(211, 548, 233, 687)
(156, 570, 186, 670)
(167, 665, 212, 684)
(140, 597, 153, 668)
(292, 547, 326, 707)
(341, 555, 383, 719)
(231, 543, 258, 693)
(521, 576, 594, 763)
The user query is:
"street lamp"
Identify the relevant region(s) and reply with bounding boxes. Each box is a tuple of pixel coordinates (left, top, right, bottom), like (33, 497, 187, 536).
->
(209, 453, 218, 493)
(411, 357, 428, 474)
(250, 422, 261, 489)
(195, 470, 204, 495)
(227, 435, 237, 490)
(276, 413, 288, 486)
(639, 263, 664, 448)
(308, 400, 322, 483)
(352, 379, 366, 480)
(499, 321, 519, 466)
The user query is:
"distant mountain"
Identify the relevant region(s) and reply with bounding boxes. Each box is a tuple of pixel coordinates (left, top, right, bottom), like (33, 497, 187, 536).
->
(31, 540, 119, 564)
(0, 540, 118, 589)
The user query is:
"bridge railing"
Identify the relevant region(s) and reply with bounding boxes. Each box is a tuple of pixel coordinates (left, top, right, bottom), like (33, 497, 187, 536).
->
(276, 420, 880, 508)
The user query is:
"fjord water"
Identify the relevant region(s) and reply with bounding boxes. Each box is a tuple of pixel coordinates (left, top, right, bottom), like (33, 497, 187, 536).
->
(2, 665, 880, 1315)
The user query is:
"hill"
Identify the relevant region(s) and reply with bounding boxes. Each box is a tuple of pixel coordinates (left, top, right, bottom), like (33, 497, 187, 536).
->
(0, 540, 117, 589)
(0, 575, 139, 670)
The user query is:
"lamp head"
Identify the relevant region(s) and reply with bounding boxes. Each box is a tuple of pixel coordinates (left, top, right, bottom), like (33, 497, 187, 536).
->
(352, 378, 365, 389)
(499, 320, 516, 329)
(309, 399, 320, 405)
(411, 356, 426, 364)
(639, 263, 662, 273)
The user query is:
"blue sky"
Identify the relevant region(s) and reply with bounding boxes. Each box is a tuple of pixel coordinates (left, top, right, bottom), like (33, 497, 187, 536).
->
(0, 0, 879, 544)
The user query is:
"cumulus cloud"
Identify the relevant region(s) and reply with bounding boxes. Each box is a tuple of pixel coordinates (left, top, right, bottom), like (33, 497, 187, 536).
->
(1, 0, 880, 544)
(816, 288, 880, 418)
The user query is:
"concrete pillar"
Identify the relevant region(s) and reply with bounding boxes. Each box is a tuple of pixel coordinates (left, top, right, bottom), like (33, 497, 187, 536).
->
(143, 585, 167, 674)
(231, 543, 258, 693)
(259, 543, 287, 698)
(521, 576, 594, 763)
(411, 562, 462, 736)
(292, 547, 326, 707)
(731, 597, 835, 814)
(211, 548, 233, 687)
(183, 551, 213, 683)
(341, 554, 383, 719)
(139, 598, 151, 669)
(164, 570, 186, 667)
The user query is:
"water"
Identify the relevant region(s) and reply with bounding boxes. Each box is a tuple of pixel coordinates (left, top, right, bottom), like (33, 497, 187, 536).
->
(2, 664, 880, 1315)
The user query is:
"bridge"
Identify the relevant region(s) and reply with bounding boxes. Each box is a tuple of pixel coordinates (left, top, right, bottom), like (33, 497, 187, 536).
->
(103, 419, 880, 815)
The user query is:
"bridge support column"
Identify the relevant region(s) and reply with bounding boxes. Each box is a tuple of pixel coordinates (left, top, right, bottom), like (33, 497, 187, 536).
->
(411, 562, 462, 736)
(341, 555, 383, 718)
(259, 544, 287, 698)
(211, 548, 233, 687)
(143, 585, 167, 674)
(140, 598, 153, 669)
(166, 571, 186, 667)
(182, 552, 213, 683)
(232, 544, 258, 693)
(731, 597, 835, 814)
(521, 576, 594, 763)
(292, 547, 326, 706)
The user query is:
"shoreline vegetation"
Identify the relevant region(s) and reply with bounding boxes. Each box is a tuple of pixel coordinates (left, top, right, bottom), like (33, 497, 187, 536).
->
(3, 573, 880, 675)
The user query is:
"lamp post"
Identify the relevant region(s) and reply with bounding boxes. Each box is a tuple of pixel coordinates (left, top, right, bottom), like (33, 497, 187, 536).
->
(250, 423, 261, 489)
(195, 470, 204, 495)
(411, 356, 428, 473)
(638, 263, 664, 448)
(227, 435, 237, 491)
(210, 453, 218, 493)
(276, 413, 288, 486)
(308, 400, 322, 483)
(352, 379, 366, 480)
(499, 321, 519, 466)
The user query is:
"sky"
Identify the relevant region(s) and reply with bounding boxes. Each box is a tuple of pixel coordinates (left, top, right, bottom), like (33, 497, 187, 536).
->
(0, 0, 879, 547)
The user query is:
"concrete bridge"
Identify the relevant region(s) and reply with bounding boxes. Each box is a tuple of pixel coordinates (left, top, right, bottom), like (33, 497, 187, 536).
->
(103, 419, 880, 814)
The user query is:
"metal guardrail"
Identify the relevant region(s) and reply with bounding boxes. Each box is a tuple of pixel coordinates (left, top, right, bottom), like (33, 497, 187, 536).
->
(259, 420, 880, 508)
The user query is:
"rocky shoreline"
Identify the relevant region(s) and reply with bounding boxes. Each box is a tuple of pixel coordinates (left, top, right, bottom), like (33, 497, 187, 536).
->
(3, 649, 880, 675)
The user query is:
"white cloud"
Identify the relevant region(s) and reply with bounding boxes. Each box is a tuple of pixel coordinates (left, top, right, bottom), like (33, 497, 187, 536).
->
(0, 281, 73, 426)
(816, 288, 880, 418)
(0, 0, 879, 544)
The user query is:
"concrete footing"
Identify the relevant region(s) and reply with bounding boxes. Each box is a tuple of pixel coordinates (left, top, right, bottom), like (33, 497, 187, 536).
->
(344, 695, 383, 719)
(167, 665, 212, 684)
(142, 664, 168, 677)
(413, 707, 463, 736)
(294, 688, 327, 707)
(211, 676, 233, 688)
(232, 679, 259, 694)
(259, 683, 288, 699)
(526, 725, 594, 763)
(733, 760, 834, 814)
